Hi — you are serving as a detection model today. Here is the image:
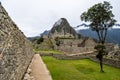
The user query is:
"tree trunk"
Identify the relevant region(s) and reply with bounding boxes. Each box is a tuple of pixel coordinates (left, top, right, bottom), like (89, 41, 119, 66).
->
(103, 29, 107, 43)
(99, 56, 104, 72)
(96, 31, 102, 43)
(99, 43, 104, 72)
(96, 30, 105, 72)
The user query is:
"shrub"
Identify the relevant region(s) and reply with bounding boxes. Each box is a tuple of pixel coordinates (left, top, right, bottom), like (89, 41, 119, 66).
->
(37, 36, 44, 44)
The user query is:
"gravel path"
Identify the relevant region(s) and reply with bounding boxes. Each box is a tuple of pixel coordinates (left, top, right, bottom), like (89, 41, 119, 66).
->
(28, 54, 52, 80)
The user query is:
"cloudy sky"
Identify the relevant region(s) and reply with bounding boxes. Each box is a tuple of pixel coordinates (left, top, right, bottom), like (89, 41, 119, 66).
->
(1, 0, 120, 37)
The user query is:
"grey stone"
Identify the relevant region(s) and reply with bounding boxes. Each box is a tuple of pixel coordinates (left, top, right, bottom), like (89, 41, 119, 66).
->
(0, 3, 34, 80)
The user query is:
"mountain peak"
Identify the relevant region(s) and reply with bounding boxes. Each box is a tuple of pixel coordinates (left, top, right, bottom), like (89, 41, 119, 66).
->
(49, 18, 78, 38)
(53, 18, 68, 27)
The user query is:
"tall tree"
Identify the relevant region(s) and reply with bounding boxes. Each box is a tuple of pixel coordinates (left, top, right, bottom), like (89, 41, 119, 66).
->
(80, 1, 116, 72)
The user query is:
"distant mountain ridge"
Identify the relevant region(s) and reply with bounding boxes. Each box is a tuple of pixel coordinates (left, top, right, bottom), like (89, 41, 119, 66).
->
(41, 30, 50, 36)
(75, 23, 120, 28)
(74, 23, 120, 46)
(76, 29, 120, 46)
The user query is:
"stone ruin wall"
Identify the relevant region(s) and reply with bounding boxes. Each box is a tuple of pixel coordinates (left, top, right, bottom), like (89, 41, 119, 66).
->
(57, 38, 96, 54)
(0, 3, 34, 80)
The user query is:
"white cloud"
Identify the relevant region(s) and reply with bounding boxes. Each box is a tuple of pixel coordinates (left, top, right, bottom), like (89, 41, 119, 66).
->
(1, 0, 120, 37)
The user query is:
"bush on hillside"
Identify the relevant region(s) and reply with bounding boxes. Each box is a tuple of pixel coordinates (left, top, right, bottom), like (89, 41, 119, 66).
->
(37, 36, 44, 44)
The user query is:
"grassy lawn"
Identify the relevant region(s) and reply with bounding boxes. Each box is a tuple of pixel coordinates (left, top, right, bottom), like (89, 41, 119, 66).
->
(42, 56, 120, 80)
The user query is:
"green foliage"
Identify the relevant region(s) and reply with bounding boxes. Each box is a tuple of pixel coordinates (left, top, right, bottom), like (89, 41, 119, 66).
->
(37, 36, 44, 44)
(81, 1, 116, 72)
(81, 1, 116, 28)
(94, 44, 108, 59)
(34, 38, 54, 51)
(81, 1, 116, 43)
(55, 37, 60, 46)
(42, 56, 120, 80)
(94, 44, 106, 51)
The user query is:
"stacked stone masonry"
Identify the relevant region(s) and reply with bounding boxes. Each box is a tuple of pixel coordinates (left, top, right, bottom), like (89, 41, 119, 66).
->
(56, 38, 96, 54)
(0, 3, 34, 80)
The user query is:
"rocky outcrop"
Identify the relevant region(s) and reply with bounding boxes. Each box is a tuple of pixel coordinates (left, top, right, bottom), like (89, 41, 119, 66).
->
(0, 3, 34, 80)
(49, 18, 78, 38)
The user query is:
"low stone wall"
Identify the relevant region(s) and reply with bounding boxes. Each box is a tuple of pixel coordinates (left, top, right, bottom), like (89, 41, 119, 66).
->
(40, 53, 120, 68)
(0, 3, 34, 80)
(89, 56, 120, 68)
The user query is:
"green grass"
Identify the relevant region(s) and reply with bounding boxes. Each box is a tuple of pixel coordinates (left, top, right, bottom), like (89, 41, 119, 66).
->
(42, 56, 120, 80)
